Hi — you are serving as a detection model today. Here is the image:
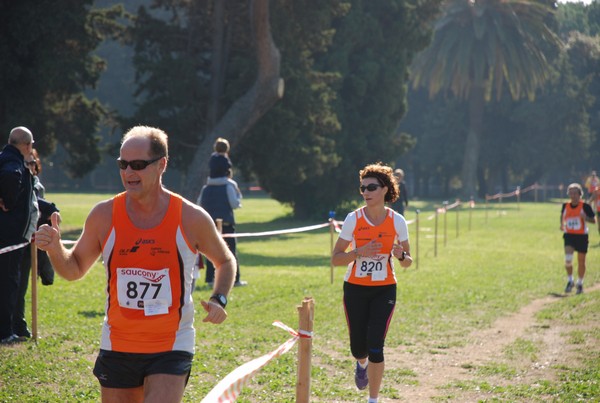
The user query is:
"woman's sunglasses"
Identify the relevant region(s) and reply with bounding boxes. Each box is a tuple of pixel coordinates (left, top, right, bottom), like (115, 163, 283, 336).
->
(359, 183, 383, 193)
(117, 156, 163, 170)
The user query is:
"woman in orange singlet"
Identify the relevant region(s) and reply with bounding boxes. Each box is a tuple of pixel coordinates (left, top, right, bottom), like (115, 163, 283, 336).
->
(332, 162, 413, 403)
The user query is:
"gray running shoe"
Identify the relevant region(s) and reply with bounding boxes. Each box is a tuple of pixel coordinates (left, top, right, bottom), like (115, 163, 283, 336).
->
(565, 281, 574, 293)
(354, 362, 368, 390)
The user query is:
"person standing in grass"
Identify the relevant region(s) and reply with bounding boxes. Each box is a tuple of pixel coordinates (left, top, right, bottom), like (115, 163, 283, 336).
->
(0, 126, 36, 345)
(197, 137, 245, 287)
(391, 168, 409, 216)
(331, 162, 412, 403)
(560, 183, 595, 295)
(35, 126, 236, 402)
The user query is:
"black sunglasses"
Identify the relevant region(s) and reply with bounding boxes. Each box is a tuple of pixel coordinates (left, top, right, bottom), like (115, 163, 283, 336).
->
(117, 156, 163, 171)
(359, 183, 383, 193)
(25, 159, 37, 167)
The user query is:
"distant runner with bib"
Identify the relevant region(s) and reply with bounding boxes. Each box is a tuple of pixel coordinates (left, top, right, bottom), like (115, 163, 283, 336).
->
(35, 126, 236, 402)
(560, 182, 595, 295)
(331, 162, 412, 403)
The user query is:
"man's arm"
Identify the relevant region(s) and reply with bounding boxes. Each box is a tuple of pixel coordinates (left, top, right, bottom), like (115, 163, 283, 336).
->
(35, 201, 110, 281)
(182, 201, 235, 323)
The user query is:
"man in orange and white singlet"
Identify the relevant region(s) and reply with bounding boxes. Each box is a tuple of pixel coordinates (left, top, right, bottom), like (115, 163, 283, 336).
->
(560, 183, 595, 295)
(35, 126, 236, 402)
(332, 163, 412, 403)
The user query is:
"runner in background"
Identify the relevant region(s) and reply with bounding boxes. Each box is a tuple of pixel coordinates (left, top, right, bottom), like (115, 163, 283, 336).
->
(560, 183, 595, 295)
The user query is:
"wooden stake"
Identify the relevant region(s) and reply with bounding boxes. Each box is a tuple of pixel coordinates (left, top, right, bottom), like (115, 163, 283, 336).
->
(329, 219, 334, 284)
(295, 297, 314, 403)
(31, 243, 38, 341)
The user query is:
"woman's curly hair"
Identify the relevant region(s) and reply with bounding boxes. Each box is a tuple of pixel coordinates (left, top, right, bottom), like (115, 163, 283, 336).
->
(359, 162, 399, 203)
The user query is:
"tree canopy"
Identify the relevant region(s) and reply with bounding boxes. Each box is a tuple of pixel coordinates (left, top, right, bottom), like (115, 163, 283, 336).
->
(0, 1, 125, 176)
(411, 0, 562, 198)
(401, 1, 600, 198)
(125, 0, 441, 218)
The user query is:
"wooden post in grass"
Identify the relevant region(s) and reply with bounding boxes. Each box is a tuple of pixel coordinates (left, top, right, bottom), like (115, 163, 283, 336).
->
(415, 210, 420, 270)
(443, 201, 448, 247)
(296, 297, 314, 403)
(455, 199, 459, 238)
(468, 197, 473, 231)
(31, 242, 38, 341)
(434, 209, 438, 257)
(485, 195, 489, 223)
(329, 218, 334, 284)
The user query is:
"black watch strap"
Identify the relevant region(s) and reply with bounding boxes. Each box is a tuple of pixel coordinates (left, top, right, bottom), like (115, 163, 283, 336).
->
(210, 293, 227, 308)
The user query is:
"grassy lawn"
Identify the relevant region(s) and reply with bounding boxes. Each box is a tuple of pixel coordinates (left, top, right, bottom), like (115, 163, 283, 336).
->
(0, 194, 598, 402)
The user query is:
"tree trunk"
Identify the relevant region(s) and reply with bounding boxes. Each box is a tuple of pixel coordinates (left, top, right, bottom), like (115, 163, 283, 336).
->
(461, 85, 484, 199)
(183, 0, 283, 201)
(207, 0, 226, 130)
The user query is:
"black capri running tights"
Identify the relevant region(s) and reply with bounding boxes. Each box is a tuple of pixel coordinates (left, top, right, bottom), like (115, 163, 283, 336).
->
(343, 282, 396, 364)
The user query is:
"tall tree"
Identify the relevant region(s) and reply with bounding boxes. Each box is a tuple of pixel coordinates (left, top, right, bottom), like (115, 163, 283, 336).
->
(183, 0, 284, 200)
(127, 0, 441, 217)
(235, 0, 347, 218)
(411, 0, 562, 198)
(126, 0, 283, 200)
(0, 1, 125, 176)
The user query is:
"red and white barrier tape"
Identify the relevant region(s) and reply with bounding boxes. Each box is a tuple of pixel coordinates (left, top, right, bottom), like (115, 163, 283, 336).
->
(0, 239, 78, 256)
(0, 242, 29, 255)
(201, 321, 312, 402)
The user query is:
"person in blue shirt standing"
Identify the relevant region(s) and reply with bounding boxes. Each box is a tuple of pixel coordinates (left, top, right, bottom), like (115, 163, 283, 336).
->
(198, 137, 245, 287)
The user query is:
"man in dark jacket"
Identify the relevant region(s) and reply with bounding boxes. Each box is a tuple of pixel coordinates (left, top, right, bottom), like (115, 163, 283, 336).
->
(0, 126, 35, 344)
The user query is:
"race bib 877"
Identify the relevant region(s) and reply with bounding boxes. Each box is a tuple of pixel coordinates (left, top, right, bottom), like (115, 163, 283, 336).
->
(116, 268, 172, 313)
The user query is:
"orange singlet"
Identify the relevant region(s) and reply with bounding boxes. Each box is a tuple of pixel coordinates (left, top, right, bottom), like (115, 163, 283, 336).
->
(344, 207, 401, 286)
(100, 192, 197, 353)
(562, 202, 587, 235)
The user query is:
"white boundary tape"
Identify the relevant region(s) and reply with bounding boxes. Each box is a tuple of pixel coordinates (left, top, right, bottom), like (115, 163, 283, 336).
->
(222, 222, 329, 238)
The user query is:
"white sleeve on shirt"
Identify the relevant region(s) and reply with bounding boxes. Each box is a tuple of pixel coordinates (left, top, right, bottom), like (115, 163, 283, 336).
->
(339, 211, 358, 241)
(394, 211, 409, 242)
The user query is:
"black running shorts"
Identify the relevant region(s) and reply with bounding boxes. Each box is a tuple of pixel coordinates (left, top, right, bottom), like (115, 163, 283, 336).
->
(563, 233, 589, 254)
(93, 349, 193, 388)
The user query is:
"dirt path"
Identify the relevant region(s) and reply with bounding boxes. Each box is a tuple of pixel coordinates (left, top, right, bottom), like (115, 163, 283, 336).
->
(384, 283, 600, 402)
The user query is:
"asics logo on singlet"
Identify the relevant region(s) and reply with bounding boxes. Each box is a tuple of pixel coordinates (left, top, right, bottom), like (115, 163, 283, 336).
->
(127, 238, 156, 253)
(135, 238, 156, 245)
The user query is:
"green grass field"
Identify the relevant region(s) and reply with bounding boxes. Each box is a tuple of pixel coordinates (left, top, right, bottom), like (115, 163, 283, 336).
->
(0, 194, 598, 402)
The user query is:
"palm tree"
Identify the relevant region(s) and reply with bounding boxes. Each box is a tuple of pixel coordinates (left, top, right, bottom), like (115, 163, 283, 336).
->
(411, 0, 561, 198)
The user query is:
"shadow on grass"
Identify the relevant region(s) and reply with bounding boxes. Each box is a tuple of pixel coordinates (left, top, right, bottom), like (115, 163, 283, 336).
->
(548, 292, 569, 298)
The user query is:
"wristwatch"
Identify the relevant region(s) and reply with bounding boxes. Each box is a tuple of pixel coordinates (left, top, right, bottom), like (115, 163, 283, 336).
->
(210, 293, 227, 309)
